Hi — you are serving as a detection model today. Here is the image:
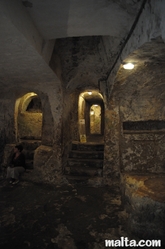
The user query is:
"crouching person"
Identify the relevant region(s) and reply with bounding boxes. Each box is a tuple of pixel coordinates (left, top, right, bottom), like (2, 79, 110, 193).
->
(6, 144, 26, 185)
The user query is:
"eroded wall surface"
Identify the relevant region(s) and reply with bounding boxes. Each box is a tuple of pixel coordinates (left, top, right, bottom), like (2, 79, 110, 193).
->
(18, 112, 42, 139)
(121, 174, 165, 242)
(101, 52, 165, 182)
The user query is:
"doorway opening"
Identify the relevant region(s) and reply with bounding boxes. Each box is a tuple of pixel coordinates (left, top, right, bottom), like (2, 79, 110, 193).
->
(78, 90, 104, 143)
(90, 104, 101, 134)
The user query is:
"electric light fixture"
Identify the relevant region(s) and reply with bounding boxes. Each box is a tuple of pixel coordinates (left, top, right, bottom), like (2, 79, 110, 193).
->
(123, 63, 134, 70)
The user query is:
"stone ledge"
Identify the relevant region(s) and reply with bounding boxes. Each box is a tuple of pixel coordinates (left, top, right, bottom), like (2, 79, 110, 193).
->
(121, 173, 165, 203)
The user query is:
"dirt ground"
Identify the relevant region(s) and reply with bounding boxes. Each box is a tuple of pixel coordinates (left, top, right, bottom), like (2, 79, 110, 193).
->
(0, 178, 129, 249)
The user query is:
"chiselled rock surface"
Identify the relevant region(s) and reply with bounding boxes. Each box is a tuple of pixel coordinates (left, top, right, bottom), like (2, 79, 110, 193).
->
(30, 145, 63, 184)
(121, 173, 165, 243)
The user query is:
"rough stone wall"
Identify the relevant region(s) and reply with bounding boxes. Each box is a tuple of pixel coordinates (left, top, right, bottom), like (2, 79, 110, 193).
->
(78, 95, 85, 121)
(22, 145, 64, 185)
(50, 36, 123, 93)
(121, 174, 165, 242)
(109, 62, 165, 174)
(103, 0, 165, 177)
(103, 102, 120, 178)
(18, 112, 42, 139)
(0, 95, 17, 172)
(105, 0, 165, 99)
(70, 93, 79, 142)
(61, 92, 79, 171)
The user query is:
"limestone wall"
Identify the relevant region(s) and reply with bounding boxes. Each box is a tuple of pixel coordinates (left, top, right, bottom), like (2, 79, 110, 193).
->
(103, 105, 120, 177)
(103, 0, 165, 177)
(0, 96, 16, 167)
(18, 112, 42, 139)
(107, 62, 165, 174)
(104, 0, 165, 98)
(61, 92, 79, 171)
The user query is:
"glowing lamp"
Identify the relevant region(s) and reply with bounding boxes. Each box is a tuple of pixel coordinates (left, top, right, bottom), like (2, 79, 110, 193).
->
(123, 63, 134, 70)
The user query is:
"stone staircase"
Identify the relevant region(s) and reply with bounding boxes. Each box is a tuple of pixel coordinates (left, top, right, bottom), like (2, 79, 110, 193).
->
(65, 141, 104, 182)
(20, 139, 41, 170)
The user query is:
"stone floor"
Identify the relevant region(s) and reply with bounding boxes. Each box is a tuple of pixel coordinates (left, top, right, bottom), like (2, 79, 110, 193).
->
(0, 178, 130, 249)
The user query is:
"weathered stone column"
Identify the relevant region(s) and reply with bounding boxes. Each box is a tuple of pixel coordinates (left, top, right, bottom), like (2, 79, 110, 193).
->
(103, 99, 120, 181)
(32, 89, 64, 184)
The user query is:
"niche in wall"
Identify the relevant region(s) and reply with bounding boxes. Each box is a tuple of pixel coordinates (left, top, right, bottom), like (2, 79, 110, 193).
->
(16, 93, 43, 140)
(123, 120, 165, 132)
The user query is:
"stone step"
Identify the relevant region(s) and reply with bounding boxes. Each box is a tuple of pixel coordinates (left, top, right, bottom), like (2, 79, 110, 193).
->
(65, 166, 103, 177)
(72, 142, 104, 151)
(20, 139, 41, 151)
(69, 150, 104, 159)
(67, 158, 103, 168)
(65, 141, 104, 180)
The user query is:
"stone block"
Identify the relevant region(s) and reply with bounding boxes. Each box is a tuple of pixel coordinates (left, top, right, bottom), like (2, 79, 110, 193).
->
(28, 145, 63, 184)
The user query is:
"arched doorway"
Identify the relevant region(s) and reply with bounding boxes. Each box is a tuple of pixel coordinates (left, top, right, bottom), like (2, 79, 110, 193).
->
(78, 90, 104, 142)
(65, 90, 105, 181)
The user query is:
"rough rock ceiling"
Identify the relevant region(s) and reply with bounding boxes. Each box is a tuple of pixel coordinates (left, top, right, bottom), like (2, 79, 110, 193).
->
(117, 37, 165, 79)
(50, 36, 165, 93)
(50, 36, 116, 89)
(25, 0, 143, 39)
(123, 37, 165, 66)
(81, 90, 103, 104)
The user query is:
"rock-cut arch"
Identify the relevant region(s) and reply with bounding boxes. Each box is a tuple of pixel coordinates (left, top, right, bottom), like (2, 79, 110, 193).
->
(15, 92, 43, 141)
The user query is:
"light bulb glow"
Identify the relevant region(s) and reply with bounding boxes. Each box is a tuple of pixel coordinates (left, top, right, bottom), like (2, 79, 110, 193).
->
(123, 63, 134, 70)
(88, 92, 92, 95)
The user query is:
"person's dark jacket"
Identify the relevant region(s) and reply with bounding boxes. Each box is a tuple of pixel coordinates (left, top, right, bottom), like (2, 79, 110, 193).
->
(11, 153, 26, 168)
